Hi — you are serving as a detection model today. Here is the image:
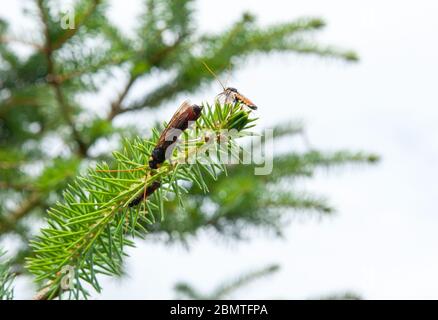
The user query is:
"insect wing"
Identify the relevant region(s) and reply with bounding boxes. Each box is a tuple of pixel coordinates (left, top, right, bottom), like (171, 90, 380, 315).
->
(216, 90, 236, 105)
(156, 101, 192, 147)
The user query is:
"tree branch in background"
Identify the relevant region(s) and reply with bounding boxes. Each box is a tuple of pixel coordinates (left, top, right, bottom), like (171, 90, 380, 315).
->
(0, 36, 43, 51)
(0, 0, 380, 300)
(175, 264, 280, 300)
(0, 249, 15, 300)
(107, 34, 188, 120)
(36, 0, 90, 157)
(50, 0, 101, 51)
(119, 16, 357, 115)
(0, 182, 35, 192)
(50, 83, 88, 156)
(0, 0, 108, 240)
(0, 192, 41, 235)
(107, 75, 139, 121)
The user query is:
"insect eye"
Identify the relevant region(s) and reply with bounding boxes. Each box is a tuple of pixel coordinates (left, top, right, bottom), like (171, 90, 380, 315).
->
(227, 87, 238, 93)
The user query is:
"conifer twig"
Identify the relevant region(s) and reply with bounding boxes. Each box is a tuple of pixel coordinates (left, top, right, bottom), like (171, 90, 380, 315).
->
(27, 101, 257, 299)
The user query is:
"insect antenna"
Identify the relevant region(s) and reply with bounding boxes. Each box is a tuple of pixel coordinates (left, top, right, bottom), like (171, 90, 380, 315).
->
(224, 63, 232, 88)
(201, 61, 226, 91)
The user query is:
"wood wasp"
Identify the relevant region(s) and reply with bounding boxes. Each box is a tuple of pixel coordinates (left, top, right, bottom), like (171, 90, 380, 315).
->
(202, 61, 257, 110)
(97, 101, 203, 207)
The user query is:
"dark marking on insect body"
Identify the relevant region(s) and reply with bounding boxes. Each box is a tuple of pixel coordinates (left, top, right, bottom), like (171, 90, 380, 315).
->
(149, 102, 203, 169)
(128, 181, 161, 207)
(149, 147, 166, 170)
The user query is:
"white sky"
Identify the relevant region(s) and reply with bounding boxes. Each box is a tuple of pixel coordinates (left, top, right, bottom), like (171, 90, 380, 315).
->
(3, 0, 438, 299)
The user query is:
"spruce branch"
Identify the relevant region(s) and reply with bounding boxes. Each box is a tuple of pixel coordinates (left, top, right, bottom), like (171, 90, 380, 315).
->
(0, 192, 41, 235)
(175, 264, 280, 300)
(315, 291, 362, 300)
(209, 264, 280, 300)
(27, 101, 257, 299)
(36, 0, 89, 157)
(0, 249, 15, 300)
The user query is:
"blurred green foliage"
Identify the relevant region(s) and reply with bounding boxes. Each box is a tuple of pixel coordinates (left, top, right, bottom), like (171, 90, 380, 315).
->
(175, 264, 363, 300)
(0, 0, 377, 298)
(175, 264, 281, 300)
(0, 249, 14, 300)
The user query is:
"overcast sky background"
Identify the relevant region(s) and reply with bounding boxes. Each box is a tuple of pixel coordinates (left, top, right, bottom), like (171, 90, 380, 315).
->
(3, 0, 438, 299)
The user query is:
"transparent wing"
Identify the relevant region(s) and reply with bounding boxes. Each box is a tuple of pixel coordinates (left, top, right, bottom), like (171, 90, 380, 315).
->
(216, 90, 235, 105)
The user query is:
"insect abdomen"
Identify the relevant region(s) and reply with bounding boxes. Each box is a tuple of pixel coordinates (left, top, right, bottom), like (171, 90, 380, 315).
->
(128, 181, 161, 207)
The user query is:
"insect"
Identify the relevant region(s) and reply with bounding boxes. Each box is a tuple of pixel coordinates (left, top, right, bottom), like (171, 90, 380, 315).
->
(149, 101, 203, 169)
(129, 102, 202, 206)
(97, 101, 203, 208)
(202, 62, 257, 110)
(129, 101, 202, 207)
(128, 181, 161, 207)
